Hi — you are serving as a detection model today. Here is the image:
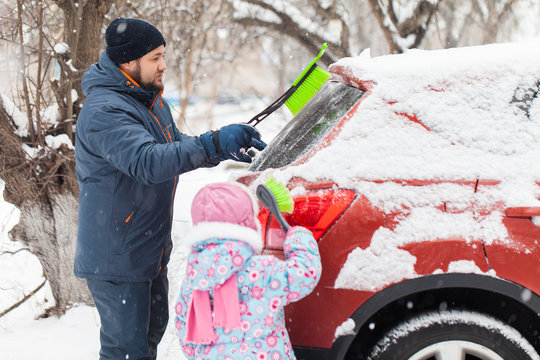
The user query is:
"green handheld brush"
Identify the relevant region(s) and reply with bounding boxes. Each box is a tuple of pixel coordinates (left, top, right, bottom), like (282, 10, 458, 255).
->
(256, 176, 294, 233)
(248, 43, 331, 127)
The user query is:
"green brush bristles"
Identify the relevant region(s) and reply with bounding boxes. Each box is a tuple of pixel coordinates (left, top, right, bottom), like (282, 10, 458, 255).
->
(264, 176, 294, 213)
(285, 66, 331, 115)
(285, 42, 331, 115)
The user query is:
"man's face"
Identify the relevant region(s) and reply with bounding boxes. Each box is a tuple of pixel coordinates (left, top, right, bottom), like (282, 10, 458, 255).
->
(123, 45, 167, 92)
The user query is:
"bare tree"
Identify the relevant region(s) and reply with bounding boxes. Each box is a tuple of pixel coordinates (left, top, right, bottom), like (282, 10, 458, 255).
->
(227, 0, 523, 58)
(0, 0, 114, 316)
(226, 0, 443, 60)
(227, 0, 353, 65)
(51, 0, 114, 142)
(111, 0, 252, 129)
(367, 0, 442, 53)
(161, 0, 246, 127)
(432, 0, 519, 48)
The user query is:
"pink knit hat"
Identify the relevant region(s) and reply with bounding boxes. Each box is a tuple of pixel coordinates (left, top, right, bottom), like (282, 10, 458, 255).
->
(191, 182, 258, 230)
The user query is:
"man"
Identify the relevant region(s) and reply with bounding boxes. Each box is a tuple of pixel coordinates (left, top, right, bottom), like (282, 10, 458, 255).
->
(74, 18, 266, 360)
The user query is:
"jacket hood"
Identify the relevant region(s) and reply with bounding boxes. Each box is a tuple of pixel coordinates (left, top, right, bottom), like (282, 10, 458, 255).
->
(81, 52, 160, 107)
(183, 223, 259, 291)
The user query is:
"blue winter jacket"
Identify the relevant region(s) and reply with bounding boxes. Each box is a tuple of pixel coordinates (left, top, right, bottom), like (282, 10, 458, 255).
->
(74, 52, 218, 281)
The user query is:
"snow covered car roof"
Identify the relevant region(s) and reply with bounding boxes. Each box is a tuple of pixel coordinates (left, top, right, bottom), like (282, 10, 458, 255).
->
(249, 42, 540, 203)
(314, 42, 540, 181)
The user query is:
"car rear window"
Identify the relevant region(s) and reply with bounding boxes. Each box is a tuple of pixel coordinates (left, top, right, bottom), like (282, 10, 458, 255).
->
(250, 81, 365, 171)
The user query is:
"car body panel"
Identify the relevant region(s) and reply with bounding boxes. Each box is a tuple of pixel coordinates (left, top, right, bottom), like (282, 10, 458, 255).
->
(485, 216, 540, 295)
(400, 240, 489, 275)
(316, 194, 384, 285)
(285, 288, 372, 348)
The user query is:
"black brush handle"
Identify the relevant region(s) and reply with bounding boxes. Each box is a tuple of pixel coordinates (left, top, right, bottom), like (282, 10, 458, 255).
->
(248, 63, 318, 127)
(248, 87, 295, 127)
(256, 184, 291, 233)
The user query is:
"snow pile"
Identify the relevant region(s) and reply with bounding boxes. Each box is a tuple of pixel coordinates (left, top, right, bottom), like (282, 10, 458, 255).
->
(438, 260, 497, 275)
(45, 134, 74, 150)
(0, 96, 64, 140)
(0, 179, 53, 325)
(41, 105, 60, 127)
(53, 42, 70, 55)
(1, 94, 28, 137)
(0, 179, 20, 244)
(334, 318, 355, 340)
(263, 42, 540, 292)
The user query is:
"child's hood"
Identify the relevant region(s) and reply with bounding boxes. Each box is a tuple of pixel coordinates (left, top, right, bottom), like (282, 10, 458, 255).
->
(183, 222, 260, 291)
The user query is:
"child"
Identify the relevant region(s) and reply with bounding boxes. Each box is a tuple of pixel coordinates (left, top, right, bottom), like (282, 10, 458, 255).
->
(175, 182, 321, 360)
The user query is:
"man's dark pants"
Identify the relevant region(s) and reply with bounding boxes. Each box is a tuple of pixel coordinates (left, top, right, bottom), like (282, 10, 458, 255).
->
(86, 267, 169, 360)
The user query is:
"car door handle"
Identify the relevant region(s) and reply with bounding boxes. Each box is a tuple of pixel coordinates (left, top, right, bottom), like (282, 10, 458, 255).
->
(506, 207, 540, 218)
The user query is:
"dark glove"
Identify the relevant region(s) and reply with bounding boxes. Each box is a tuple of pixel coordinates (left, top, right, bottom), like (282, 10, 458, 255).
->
(200, 123, 267, 163)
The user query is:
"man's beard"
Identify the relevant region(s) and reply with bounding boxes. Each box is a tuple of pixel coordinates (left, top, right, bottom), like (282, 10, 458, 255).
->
(130, 61, 164, 92)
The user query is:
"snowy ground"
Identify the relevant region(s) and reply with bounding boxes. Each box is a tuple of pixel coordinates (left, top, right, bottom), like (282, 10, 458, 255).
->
(0, 165, 225, 360)
(0, 100, 286, 360)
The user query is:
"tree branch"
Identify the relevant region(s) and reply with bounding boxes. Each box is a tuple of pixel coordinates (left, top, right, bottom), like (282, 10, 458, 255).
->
(17, 0, 37, 143)
(235, 16, 340, 64)
(387, 0, 399, 28)
(0, 279, 47, 318)
(367, 0, 400, 53)
(232, 0, 348, 63)
(0, 247, 31, 256)
(398, 0, 437, 37)
(496, 0, 517, 23)
(35, 2, 44, 145)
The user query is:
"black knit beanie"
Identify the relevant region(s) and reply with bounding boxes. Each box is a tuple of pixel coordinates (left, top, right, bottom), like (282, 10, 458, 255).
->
(105, 18, 166, 65)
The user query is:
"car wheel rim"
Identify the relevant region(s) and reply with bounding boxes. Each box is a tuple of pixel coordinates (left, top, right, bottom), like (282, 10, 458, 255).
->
(408, 340, 505, 360)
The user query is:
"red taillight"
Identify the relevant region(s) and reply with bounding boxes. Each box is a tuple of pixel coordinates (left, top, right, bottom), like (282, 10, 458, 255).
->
(257, 189, 355, 250)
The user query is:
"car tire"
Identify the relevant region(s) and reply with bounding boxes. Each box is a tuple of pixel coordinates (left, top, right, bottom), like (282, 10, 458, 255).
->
(366, 310, 539, 360)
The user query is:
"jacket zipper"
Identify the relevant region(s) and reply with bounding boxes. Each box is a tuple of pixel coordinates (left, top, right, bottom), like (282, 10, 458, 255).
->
(150, 94, 175, 273)
(119, 69, 175, 272)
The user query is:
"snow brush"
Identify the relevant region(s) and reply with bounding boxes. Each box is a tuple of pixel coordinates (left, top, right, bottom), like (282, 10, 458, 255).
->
(256, 176, 293, 233)
(248, 43, 331, 127)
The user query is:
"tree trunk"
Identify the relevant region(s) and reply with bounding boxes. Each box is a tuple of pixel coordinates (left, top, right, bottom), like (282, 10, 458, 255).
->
(0, 0, 116, 316)
(0, 92, 91, 316)
(12, 192, 91, 315)
(178, 42, 194, 130)
(17, 0, 37, 144)
(54, 0, 114, 130)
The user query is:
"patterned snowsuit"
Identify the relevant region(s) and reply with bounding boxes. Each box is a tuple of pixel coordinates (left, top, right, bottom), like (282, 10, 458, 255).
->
(175, 223, 321, 360)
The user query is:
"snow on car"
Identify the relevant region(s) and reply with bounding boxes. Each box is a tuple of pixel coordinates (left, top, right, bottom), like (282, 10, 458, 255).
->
(235, 42, 540, 360)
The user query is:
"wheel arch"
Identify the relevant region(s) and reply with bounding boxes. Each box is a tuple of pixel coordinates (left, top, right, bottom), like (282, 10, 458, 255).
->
(329, 273, 540, 360)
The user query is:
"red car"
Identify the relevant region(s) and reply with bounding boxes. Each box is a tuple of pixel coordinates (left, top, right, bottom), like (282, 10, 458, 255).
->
(236, 43, 540, 360)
